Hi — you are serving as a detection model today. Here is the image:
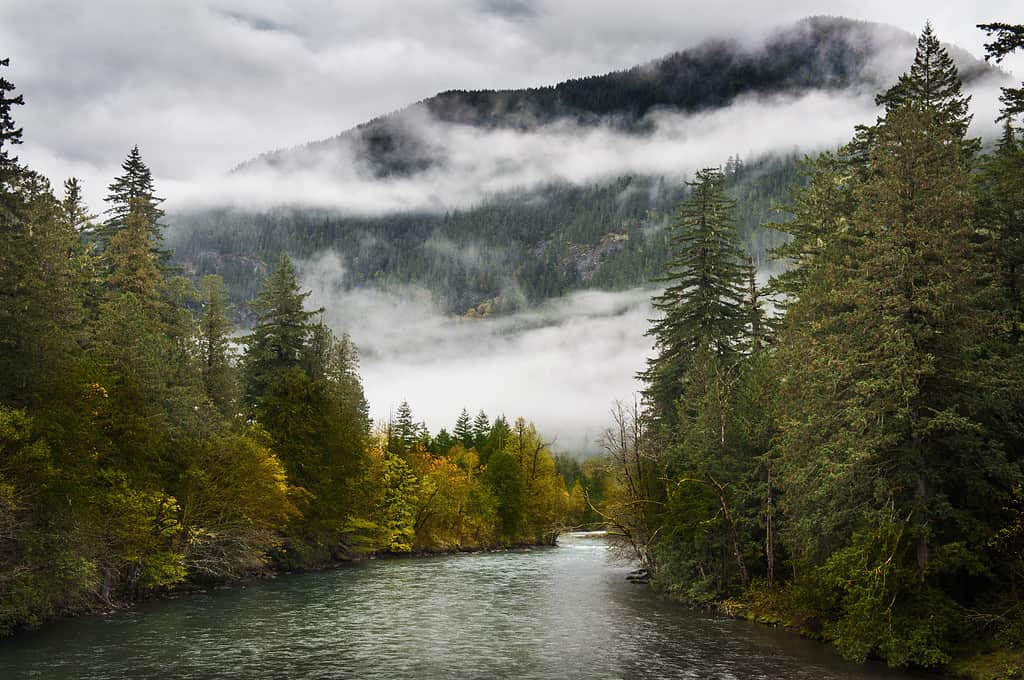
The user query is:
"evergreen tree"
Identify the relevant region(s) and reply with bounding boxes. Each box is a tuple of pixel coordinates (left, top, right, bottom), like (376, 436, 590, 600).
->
(774, 69, 1016, 665)
(242, 254, 320, 408)
(392, 400, 420, 453)
(0, 58, 24, 194)
(104, 197, 166, 320)
(640, 168, 749, 428)
(851, 23, 978, 164)
(61, 177, 96, 235)
(453, 408, 473, 447)
(197, 275, 238, 416)
(472, 410, 490, 449)
(102, 146, 163, 237)
(978, 22, 1024, 121)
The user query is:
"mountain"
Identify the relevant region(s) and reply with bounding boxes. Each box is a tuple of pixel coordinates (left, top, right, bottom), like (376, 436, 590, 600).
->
(168, 16, 998, 316)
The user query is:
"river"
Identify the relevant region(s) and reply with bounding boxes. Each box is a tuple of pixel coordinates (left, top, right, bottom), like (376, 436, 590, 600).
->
(0, 533, 930, 679)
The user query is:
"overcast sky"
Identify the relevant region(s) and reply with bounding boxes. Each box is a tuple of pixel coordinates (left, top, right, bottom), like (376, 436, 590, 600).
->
(2, 0, 1021, 209)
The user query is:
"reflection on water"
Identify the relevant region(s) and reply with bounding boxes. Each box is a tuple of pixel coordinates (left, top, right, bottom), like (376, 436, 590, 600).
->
(0, 533, 926, 679)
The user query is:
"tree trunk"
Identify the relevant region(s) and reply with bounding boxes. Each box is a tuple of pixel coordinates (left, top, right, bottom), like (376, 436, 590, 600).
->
(707, 473, 749, 588)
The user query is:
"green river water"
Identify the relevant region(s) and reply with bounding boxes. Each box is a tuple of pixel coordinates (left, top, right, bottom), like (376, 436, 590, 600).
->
(0, 532, 933, 679)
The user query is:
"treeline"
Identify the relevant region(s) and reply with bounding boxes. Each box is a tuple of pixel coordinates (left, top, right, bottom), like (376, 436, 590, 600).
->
(426, 17, 923, 127)
(0, 62, 571, 636)
(592, 23, 1024, 671)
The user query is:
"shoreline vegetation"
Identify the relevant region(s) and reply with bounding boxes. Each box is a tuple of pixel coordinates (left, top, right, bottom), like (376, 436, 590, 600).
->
(2, 16, 1024, 680)
(588, 21, 1024, 680)
(0, 54, 580, 638)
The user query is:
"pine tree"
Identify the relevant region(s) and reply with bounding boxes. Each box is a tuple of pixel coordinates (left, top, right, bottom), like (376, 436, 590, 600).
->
(197, 275, 237, 415)
(850, 23, 978, 165)
(243, 254, 320, 407)
(393, 400, 420, 452)
(472, 410, 490, 449)
(98, 146, 170, 267)
(0, 58, 24, 194)
(774, 87, 1014, 668)
(640, 168, 749, 428)
(453, 408, 473, 447)
(978, 22, 1024, 122)
(62, 177, 96, 235)
(104, 197, 166, 321)
(876, 23, 973, 136)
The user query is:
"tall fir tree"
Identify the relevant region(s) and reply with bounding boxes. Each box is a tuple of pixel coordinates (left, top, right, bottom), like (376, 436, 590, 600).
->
(850, 22, 979, 166)
(197, 275, 238, 416)
(773, 33, 1019, 662)
(640, 168, 749, 429)
(978, 22, 1024, 122)
(243, 254, 320, 408)
(453, 408, 473, 447)
(98, 146, 170, 267)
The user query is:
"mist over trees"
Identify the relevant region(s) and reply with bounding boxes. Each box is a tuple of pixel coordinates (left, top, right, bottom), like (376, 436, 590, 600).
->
(169, 17, 1004, 320)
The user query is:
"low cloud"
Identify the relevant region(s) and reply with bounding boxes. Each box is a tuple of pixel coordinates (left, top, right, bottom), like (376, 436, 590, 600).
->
(161, 69, 1010, 216)
(167, 90, 873, 213)
(298, 251, 654, 453)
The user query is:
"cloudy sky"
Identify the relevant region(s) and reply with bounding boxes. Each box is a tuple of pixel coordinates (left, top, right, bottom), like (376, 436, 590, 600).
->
(2, 0, 1021, 209)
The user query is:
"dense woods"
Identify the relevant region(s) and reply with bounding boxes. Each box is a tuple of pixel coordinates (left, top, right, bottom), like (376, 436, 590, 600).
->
(590, 22, 1024, 674)
(0, 59, 574, 634)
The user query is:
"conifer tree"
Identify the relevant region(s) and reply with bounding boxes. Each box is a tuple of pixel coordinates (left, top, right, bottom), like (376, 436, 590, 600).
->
(640, 168, 748, 428)
(0, 58, 23, 194)
(98, 146, 171, 270)
(978, 22, 1024, 121)
(61, 177, 96, 235)
(197, 275, 237, 415)
(243, 254, 320, 407)
(392, 400, 420, 452)
(851, 23, 978, 164)
(472, 410, 490, 449)
(773, 33, 1016, 661)
(454, 408, 473, 447)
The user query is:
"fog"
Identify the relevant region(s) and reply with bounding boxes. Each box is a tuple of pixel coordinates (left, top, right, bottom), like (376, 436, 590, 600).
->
(161, 71, 1009, 215)
(298, 252, 655, 452)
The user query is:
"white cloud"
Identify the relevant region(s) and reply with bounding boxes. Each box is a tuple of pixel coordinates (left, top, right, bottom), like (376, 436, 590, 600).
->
(164, 89, 873, 213)
(298, 251, 654, 452)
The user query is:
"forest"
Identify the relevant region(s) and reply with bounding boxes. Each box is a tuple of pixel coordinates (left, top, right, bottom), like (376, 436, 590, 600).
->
(0, 64, 578, 634)
(1, 13, 1024, 680)
(585, 21, 1024, 676)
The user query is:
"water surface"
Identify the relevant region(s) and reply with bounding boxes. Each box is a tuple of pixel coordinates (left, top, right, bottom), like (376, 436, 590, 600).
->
(0, 533, 929, 679)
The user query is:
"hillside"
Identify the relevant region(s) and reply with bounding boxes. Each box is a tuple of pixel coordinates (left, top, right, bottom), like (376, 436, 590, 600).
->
(168, 16, 996, 315)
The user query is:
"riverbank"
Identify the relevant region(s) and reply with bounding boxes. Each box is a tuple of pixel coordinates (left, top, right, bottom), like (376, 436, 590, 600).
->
(0, 538, 560, 639)
(665, 584, 1024, 680)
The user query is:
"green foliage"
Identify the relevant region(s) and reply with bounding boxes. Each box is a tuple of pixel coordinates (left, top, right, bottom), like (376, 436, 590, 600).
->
(377, 450, 419, 553)
(978, 22, 1024, 122)
(809, 512, 958, 667)
(641, 168, 750, 430)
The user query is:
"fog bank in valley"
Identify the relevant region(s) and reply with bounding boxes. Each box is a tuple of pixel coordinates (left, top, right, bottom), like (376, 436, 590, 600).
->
(299, 252, 655, 453)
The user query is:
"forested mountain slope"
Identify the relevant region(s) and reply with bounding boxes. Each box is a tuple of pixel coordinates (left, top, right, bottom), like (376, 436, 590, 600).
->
(168, 17, 996, 315)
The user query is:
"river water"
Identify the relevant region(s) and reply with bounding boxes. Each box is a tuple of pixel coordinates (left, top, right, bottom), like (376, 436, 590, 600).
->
(0, 533, 929, 679)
